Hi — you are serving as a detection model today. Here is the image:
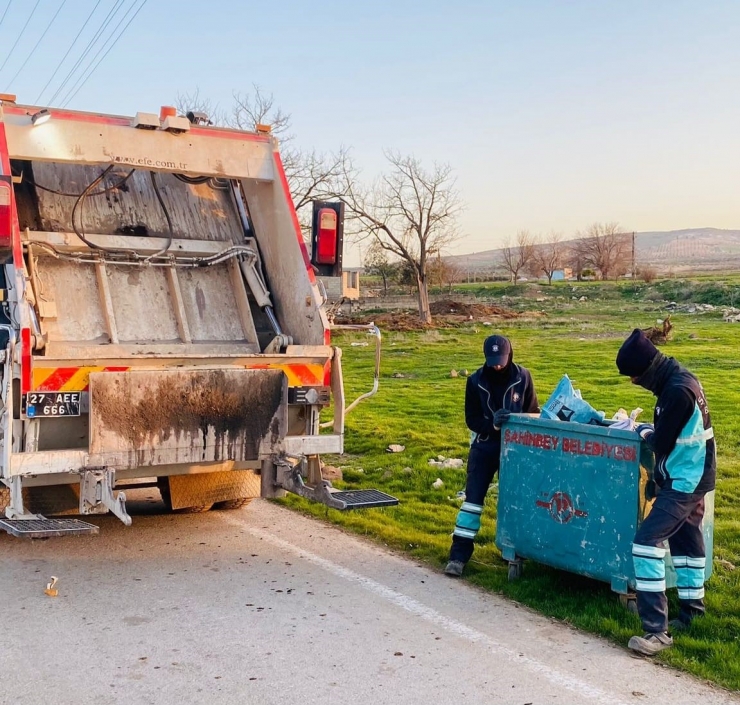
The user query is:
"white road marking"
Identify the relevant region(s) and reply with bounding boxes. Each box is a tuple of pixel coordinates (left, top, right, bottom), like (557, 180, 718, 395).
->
(221, 515, 630, 705)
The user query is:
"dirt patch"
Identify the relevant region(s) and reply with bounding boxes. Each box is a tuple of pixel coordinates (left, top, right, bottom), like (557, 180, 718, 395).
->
(429, 299, 520, 318)
(335, 299, 522, 331)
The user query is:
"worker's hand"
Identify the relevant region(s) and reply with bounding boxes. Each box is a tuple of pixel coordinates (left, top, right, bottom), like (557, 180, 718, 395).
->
(635, 423, 655, 441)
(645, 479, 657, 501)
(493, 409, 511, 430)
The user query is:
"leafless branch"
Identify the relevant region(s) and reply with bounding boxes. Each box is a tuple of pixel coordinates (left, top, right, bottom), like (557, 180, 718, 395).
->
(334, 153, 463, 322)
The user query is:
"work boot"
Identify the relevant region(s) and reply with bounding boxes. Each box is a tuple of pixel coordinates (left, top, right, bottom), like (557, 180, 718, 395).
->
(668, 618, 690, 633)
(628, 632, 673, 656)
(444, 560, 465, 577)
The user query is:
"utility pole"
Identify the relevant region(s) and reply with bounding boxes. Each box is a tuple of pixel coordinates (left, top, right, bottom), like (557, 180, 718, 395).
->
(631, 231, 636, 278)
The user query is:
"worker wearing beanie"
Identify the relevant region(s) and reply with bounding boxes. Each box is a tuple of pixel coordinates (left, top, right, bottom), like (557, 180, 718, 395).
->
(444, 335, 539, 577)
(616, 328, 716, 657)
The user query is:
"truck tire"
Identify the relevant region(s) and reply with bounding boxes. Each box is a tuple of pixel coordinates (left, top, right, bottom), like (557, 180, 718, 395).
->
(214, 497, 254, 511)
(156, 477, 213, 514)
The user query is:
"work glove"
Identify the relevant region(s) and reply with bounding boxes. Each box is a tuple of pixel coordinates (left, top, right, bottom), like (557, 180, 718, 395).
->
(493, 409, 511, 430)
(635, 423, 655, 441)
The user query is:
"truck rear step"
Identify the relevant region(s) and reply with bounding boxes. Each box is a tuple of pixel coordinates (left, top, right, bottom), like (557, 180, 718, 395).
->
(0, 517, 99, 538)
(275, 459, 399, 510)
(329, 489, 398, 510)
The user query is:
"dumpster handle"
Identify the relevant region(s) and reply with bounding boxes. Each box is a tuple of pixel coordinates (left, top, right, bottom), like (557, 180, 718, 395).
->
(319, 323, 380, 429)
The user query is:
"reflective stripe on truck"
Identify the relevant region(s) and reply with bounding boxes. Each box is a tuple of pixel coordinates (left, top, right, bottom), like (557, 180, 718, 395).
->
(32, 362, 330, 392)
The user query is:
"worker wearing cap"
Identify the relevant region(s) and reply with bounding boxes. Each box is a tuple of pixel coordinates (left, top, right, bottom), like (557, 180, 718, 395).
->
(616, 329, 716, 656)
(445, 335, 539, 577)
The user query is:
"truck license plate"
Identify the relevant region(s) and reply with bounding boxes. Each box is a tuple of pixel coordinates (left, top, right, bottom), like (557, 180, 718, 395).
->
(24, 392, 82, 418)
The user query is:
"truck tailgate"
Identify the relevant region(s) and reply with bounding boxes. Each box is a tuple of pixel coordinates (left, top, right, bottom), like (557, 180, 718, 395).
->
(89, 369, 286, 466)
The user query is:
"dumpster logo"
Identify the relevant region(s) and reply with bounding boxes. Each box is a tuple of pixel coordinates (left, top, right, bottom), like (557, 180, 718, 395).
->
(536, 492, 588, 524)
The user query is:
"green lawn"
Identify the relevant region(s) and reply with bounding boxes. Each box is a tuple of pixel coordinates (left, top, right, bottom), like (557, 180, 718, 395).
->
(283, 289, 740, 690)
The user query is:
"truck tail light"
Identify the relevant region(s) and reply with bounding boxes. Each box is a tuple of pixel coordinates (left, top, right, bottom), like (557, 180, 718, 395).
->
(315, 208, 338, 264)
(310, 201, 344, 277)
(0, 176, 12, 257)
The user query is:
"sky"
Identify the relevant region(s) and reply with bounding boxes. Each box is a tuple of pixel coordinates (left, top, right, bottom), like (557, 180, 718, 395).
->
(1, 0, 738, 266)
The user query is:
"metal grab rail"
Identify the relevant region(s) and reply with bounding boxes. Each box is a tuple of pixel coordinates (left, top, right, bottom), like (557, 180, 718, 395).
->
(320, 323, 381, 429)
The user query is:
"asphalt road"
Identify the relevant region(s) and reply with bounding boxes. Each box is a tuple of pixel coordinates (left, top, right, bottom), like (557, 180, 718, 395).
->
(2, 496, 737, 705)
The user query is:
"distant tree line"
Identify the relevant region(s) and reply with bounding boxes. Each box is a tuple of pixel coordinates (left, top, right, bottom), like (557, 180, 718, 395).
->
(499, 223, 639, 284)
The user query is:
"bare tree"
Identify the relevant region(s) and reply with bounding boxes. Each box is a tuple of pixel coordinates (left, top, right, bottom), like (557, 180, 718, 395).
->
(565, 239, 588, 281)
(532, 232, 565, 285)
(336, 152, 463, 323)
(362, 240, 397, 296)
(577, 222, 631, 280)
(442, 259, 465, 293)
(175, 86, 351, 232)
(427, 256, 464, 293)
(501, 230, 536, 285)
(283, 146, 353, 215)
(174, 88, 227, 126)
(230, 86, 292, 137)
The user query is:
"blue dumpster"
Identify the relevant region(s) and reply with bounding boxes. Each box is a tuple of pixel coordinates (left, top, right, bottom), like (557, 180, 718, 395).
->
(495, 414, 714, 600)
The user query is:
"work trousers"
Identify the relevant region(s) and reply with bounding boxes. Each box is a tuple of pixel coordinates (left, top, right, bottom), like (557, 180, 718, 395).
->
(632, 488, 706, 634)
(449, 443, 499, 564)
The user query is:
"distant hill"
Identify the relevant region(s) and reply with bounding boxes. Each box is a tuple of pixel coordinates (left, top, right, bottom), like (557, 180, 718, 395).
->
(448, 228, 740, 274)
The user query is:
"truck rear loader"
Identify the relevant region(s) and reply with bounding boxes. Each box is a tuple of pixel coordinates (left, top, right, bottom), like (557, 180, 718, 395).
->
(0, 98, 396, 538)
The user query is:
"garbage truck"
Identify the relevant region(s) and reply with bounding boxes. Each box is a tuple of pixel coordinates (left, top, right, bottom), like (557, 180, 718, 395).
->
(0, 96, 396, 538)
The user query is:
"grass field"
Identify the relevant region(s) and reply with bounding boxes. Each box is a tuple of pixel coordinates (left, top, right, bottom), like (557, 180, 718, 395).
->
(284, 281, 740, 690)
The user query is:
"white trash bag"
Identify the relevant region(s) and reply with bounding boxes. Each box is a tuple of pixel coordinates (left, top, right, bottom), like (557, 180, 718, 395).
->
(610, 407, 644, 431)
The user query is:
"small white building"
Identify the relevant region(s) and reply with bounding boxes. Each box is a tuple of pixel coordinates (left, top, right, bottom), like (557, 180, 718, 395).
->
(319, 269, 361, 302)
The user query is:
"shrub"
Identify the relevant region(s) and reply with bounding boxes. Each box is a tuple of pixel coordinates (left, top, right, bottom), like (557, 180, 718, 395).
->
(639, 266, 658, 283)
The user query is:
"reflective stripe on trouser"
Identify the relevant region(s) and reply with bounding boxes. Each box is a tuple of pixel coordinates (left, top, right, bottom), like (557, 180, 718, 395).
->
(448, 442, 499, 564)
(633, 543, 667, 593)
(453, 502, 483, 540)
(673, 555, 706, 600)
(633, 488, 707, 633)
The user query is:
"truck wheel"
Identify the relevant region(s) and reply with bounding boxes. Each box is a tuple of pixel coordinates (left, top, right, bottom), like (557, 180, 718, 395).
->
(175, 504, 214, 514)
(214, 498, 254, 510)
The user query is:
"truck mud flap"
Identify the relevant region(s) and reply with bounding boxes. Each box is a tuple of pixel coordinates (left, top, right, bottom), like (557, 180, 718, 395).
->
(89, 369, 287, 468)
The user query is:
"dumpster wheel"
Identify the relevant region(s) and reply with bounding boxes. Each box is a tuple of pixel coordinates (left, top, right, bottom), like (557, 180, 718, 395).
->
(507, 560, 523, 581)
(618, 593, 638, 613)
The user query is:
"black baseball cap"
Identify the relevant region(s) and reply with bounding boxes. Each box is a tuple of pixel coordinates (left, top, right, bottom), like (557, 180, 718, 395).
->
(483, 335, 511, 367)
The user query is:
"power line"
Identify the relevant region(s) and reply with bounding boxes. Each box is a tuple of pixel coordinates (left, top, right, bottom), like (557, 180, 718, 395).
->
(61, 0, 148, 108)
(62, 0, 147, 107)
(0, 1, 14, 32)
(47, 0, 125, 105)
(57, 0, 136, 107)
(5, 0, 69, 92)
(48, 0, 126, 105)
(36, 0, 104, 104)
(0, 0, 41, 75)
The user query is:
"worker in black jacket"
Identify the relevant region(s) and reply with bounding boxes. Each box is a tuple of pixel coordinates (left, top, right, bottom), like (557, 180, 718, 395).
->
(616, 329, 716, 656)
(445, 334, 539, 577)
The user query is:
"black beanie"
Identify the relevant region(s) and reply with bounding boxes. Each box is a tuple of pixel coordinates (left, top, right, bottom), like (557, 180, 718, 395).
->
(616, 328, 659, 377)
